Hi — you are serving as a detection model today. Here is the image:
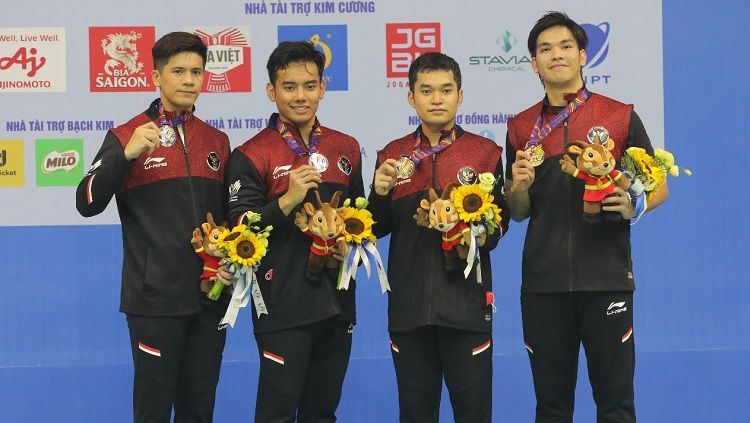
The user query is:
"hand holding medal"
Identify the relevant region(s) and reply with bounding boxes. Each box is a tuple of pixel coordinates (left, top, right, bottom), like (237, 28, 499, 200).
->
(123, 121, 160, 161)
(373, 158, 399, 196)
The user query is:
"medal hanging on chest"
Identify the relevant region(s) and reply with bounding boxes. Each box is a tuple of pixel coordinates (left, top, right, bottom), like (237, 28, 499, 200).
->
(525, 87, 590, 166)
(276, 117, 327, 172)
(403, 126, 458, 176)
(157, 101, 190, 147)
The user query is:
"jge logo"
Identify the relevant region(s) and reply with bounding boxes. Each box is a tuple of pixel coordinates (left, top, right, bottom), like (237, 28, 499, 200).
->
(386, 23, 440, 78)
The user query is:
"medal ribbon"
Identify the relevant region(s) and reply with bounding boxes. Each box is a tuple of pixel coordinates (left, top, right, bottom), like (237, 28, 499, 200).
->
(157, 100, 191, 128)
(275, 115, 322, 156)
(527, 86, 590, 146)
(409, 126, 458, 166)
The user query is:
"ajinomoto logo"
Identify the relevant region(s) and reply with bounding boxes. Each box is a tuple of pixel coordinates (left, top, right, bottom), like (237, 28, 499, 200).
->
(385, 23, 440, 79)
(0, 28, 66, 92)
(186, 26, 252, 93)
(35, 139, 83, 186)
(278, 25, 348, 91)
(0, 140, 24, 187)
(89, 26, 155, 92)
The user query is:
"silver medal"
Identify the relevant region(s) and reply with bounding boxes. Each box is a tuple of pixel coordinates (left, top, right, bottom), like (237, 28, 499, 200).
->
(159, 125, 176, 147)
(308, 152, 329, 173)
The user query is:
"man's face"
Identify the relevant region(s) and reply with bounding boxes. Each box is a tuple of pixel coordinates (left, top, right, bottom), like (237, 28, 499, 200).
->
(266, 61, 325, 130)
(408, 70, 463, 131)
(531, 25, 587, 90)
(152, 52, 204, 113)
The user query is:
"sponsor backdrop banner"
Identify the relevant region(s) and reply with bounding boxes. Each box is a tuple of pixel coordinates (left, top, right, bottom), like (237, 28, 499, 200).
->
(0, 0, 663, 226)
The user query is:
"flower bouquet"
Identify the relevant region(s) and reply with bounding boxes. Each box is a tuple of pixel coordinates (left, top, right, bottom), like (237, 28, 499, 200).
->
(337, 197, 390, 293)
(620, 147, 692, 201)
(449, 173, 503, 280)
(215, 211, 272, 328)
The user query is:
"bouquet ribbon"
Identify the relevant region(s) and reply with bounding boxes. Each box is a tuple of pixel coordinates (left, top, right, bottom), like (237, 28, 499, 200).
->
(338, 239, 390, 293)
(219, 265, 268, 329)
(464, 222, 485, 284)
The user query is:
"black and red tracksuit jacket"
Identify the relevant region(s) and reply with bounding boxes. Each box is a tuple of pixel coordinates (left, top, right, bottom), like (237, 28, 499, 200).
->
(76, 98, 231, 316)
(505, 92, 654, 293)
(368, 126, 509, 333)
(225, 114, 364, 334)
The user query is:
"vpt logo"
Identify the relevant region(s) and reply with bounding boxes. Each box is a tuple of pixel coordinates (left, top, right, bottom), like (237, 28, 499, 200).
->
(582, 22, 610, 68)
(581, 22, 612, 85)
(469, 30, 530, 72)
(278, 25, 348, 91)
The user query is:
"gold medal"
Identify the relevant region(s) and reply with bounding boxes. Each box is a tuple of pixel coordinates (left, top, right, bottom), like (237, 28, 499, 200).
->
(395, 156, 415, 179)
(525, 144, 545, 167)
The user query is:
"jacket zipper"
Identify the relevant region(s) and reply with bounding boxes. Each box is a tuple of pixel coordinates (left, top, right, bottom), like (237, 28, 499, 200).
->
(427, 153, 438, 324)
(179, 123, 200, 227)
(563, 119, 574, 291)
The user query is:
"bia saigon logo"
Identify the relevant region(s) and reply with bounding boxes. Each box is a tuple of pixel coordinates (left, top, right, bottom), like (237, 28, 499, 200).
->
(278, 25, 348, 91)
(35, 139, 84, 186)
(468, 30, 530, 72)
(187, 26, 252, 93)
(89, 27, 155, 92)
(581, 22, 612, 85)
(385, 23, 440, 83)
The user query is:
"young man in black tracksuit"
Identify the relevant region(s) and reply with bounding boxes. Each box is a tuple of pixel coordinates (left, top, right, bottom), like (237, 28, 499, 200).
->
(76, 32, 233, 422)
(505, 12, 670, 422)
(369, 52, 509, 423)
(225, 41, 363, 422)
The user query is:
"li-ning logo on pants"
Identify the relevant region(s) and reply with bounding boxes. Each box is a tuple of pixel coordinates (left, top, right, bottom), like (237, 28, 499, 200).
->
(606, 301, 627, 316)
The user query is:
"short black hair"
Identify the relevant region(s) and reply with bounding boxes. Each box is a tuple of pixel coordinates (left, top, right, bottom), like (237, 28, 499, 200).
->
(152, 32, 207, 71)
(527, 11, 588, 57)
(266, 41, 325, 85)
(407, 52, 462, 92)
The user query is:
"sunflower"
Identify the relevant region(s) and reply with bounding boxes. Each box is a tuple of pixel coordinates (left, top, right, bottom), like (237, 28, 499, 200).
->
(339, 207, 376, 244)
(218, 224, 267, 267)
(452, 184, 492, 222)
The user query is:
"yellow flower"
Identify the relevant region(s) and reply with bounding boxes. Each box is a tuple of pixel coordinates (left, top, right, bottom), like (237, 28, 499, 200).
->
(654, 148, 675, 169)
(478, 173, 496, 193)
(340, 207, 376, 244)
(218, 224, 267, 267)
(452, 184, 492, 222)
(487, 203, 503, 226)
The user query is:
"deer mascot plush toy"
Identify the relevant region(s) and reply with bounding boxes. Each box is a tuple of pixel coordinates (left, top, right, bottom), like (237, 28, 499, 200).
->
(191, 212, 229, 300)
(295, 190, 349, 282)
(414, 182, 477, 271)
(560, 134, 631, 224)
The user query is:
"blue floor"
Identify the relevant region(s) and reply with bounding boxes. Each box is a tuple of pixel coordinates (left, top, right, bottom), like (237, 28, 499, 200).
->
(2, 348, 747, 422)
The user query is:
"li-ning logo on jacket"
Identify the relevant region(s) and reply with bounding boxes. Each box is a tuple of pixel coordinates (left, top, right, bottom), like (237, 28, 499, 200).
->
(228, 179, 241, 202)
(144, 157, 167, 170)
(273, 164, 292, 179)
(606, 301, 627, 316)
